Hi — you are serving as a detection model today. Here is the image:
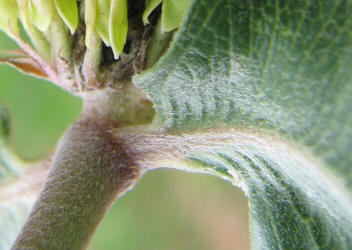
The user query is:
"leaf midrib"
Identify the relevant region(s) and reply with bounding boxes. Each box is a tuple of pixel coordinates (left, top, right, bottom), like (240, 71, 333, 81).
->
(113, 126, 347, 190)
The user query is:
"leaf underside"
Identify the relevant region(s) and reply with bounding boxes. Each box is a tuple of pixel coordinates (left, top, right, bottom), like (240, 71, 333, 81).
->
(134, 0, 352, 248)
(186, 145, 352, 249)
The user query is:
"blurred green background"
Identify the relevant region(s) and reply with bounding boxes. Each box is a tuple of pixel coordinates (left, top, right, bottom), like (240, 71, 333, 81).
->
(0, 32, 249, 250)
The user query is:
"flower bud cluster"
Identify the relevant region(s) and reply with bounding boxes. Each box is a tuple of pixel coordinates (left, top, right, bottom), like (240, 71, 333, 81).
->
(0, 0, 190, 60)
(0, 0, 191, 93)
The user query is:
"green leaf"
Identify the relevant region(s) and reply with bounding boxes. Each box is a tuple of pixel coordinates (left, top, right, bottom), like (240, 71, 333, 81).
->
(135, 0, 352, 248)
(0, 0, 19, 35)
(161, 0, 191, 32)
(53, 0, 78, 34)
(109, 0, 128, 59)
(185, 144, 352, 249)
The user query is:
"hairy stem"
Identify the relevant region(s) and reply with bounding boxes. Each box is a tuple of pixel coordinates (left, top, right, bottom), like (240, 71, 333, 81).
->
(11, 118, 141, 250)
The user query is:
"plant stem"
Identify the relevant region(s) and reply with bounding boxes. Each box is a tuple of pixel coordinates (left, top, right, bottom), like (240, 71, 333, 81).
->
(11, 118, 141, 250)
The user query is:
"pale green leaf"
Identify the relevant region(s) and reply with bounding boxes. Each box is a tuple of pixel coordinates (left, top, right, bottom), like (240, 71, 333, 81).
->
(135, 0, 352, 248)
(0, 0, 19, 35)
(95, 0, 111, 46)
(142, 0, 162, 25)
(109, 0, 128, 59)
(53, 0, 78, 34)
(161, 0, 191, 32)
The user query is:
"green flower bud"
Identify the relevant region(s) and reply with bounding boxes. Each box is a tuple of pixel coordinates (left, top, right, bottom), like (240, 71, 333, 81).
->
(27, 0, 55, 32)
(0, 0, 19, 36)
(17, 0, 51, 61)
(109, 0, 128, 59)
(0, 0, 192, 91)
(53, 0, 78, 34)
(96, 0, 111, 46)
(85, 0, 97, 49)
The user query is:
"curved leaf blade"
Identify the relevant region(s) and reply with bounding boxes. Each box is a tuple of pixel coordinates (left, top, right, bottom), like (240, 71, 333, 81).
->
(114, 127, 352, 249)
(186, 145, 352, 249)
(134, 0, 352, 248)
(134, 0, 352, 186)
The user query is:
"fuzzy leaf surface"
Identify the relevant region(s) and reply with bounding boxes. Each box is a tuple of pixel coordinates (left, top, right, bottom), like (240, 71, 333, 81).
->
(134, 0, 352, 248)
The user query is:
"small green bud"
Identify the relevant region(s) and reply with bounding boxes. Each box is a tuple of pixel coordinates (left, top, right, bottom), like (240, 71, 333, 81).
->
(109, 0, 128, 59)
(95, 0, 111, 46)
(17, 0, 51, 61)
(85, 0, 97, 49)
(27, 0, 55, 32)
(0, 0, 19, 35)
(53, 0, 78, 34)
(0, 0, 193, 91)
